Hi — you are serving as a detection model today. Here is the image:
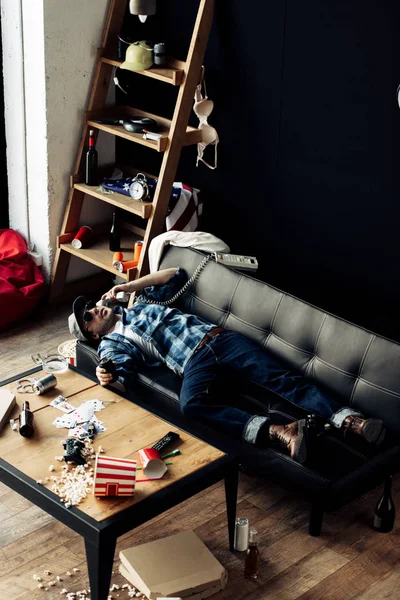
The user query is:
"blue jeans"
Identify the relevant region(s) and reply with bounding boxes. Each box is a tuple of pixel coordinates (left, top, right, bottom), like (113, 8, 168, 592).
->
(181, 331, 355, 444)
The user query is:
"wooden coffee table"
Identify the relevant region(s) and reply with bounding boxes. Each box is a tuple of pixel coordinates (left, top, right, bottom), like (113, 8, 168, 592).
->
(0, 367, 238, 600)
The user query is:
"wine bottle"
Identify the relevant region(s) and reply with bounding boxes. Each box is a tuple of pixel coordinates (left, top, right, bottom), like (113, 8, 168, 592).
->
(85, 129, 98, 185)
(19, 401, 34, 438)
(374, 476, 395, 532)
(109, 209, 121, 251)
(244, 529, 260, 579)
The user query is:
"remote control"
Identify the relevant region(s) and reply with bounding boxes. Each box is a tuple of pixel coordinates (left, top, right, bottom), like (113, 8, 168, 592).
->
(214, 252, 258, 272)
(152, 431, 180, 453)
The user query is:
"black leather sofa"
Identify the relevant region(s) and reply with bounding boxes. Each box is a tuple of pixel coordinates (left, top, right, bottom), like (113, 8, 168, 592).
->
(76, 246, 400, 535)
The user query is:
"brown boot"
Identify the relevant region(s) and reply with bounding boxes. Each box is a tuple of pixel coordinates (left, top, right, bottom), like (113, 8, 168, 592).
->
(269, 419, 307, 464)
(343, 416, 386, 445)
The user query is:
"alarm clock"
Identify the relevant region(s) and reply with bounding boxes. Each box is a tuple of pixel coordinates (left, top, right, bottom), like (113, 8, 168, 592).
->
(129, 173, 150, 201)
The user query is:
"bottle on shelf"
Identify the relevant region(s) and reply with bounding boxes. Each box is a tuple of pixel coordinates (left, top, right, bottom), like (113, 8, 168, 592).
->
(109, 209, 121, 252)
(374, 476, 396, 532)
(85, 129, 98, 185)
(244, 529, 260, 579)
(19, 401, 35, 438)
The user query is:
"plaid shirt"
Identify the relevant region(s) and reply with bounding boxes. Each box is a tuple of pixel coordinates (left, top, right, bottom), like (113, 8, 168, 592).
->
(98, 268, 216, 391)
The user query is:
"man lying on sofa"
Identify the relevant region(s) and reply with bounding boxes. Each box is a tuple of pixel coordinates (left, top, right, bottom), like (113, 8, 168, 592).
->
(68, 267, 386, 464)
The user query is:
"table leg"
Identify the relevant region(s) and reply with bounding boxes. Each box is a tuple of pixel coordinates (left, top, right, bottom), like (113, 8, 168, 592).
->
(85, 535, 116, 600)
(224, 461, 239, 551)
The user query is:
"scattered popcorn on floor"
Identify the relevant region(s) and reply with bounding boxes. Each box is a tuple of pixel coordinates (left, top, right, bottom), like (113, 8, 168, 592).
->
(73, 567, 80, 572)
(38, 583, 44, 589)
(49, 465, 55, 471)
(60, 589, 68, 595)
(44, 570, 52, 575)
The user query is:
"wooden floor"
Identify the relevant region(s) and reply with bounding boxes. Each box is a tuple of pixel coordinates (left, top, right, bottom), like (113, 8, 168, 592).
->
(0, 303, 399, 600)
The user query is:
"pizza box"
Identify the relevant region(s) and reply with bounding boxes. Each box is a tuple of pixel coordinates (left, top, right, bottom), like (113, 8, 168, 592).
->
(119, 530, 228, 600)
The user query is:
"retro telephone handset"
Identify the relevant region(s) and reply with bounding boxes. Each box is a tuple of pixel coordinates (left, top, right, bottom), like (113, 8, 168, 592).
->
(139, 253, 214, 307)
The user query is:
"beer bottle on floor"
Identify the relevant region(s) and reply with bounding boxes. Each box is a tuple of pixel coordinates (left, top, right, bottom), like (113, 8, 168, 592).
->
(244, 529, 260, 579)
(374, 476, 395, 532)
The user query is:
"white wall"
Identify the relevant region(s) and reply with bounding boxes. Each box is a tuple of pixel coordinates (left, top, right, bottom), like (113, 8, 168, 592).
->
(2, 0, 111, 279)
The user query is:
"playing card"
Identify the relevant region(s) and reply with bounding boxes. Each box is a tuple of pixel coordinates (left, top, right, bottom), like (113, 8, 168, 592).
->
(90, 415, 106, 434)
(52, 416, 76, 428)
(70, 403, 94, 424)
(68, 425, 87, 439)
(86, 399, 105, 412)
(91, 420, 106, 434)
(50, 395, 75, 413)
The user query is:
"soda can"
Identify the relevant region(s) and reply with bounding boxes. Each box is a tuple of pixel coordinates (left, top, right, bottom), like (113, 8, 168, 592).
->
(33, 374, 58, 395)
(153, 42, 167, 66)
(72, 226, 94, 249)
(112, 251, 124, 267)
(114, 259, 138, 273)
(234, 517, 249, 551)
(133, 241, 143, 262)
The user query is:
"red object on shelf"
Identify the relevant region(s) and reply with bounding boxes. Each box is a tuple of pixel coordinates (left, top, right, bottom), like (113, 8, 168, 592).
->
(0, 229, 45, 331)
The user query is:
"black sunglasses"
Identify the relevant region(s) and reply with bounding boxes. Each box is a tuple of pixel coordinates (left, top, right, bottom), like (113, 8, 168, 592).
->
(82, 301, 95, 323)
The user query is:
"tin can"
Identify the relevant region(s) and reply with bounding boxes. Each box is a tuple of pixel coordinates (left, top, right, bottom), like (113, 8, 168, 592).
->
(114, 259, 138, 273)
(234, 517, 249, 551)
(33, 374, 58, 395)
(72, 226, 94, 249)
(112, 251, 124, 267)
(133, 241, 143, 263)
(153, 42, 167, 66)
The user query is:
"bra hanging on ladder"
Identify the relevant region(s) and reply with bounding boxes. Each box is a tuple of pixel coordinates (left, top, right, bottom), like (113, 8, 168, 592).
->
(193, 66, 219, 170)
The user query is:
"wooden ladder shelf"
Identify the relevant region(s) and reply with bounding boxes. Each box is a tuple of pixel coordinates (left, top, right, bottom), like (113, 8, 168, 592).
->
(50, 0, 214, 299)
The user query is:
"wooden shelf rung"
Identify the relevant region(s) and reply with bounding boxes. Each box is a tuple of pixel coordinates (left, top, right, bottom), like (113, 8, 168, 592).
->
(85, 106, 202, 151)
(100, 56, 185, 86)
(59, 229, 142, 282)
(74, 183, 153, 219)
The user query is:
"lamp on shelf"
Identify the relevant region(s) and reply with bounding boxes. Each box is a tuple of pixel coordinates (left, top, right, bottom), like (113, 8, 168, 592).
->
(129, 0, 156, 23)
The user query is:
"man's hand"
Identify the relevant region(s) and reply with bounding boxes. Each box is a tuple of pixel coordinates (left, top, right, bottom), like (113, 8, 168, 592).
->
(96, 365, 114, 386)
(101, 285, 126, 301)
(101, 268, 179, 301)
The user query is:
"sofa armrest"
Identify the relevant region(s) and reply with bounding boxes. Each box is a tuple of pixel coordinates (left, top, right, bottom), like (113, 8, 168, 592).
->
(76, 341, 99, 380)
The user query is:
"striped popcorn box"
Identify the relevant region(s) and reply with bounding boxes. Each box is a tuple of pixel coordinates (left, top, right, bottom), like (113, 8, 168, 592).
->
(93, 454, 137, 497)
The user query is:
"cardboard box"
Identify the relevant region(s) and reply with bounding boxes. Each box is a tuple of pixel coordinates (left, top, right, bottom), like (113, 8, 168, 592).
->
(119, 530, 228, 600)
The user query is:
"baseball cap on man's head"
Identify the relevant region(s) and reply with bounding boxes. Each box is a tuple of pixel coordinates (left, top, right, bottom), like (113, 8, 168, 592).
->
(68, 296, 91, 342)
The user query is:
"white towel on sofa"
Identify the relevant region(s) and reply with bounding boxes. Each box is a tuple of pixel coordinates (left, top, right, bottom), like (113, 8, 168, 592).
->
(148, 231, 230, 273)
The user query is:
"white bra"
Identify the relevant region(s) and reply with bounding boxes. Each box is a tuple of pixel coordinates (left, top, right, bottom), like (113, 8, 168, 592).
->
(193, 67, 219, 170)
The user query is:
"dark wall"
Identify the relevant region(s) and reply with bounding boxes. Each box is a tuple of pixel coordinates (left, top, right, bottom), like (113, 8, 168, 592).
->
(117, 0, 400, 338)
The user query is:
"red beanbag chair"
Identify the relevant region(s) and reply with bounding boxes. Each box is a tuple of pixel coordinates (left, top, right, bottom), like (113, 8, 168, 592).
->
(0, 229, 46, 331)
